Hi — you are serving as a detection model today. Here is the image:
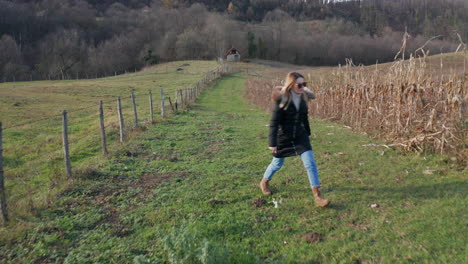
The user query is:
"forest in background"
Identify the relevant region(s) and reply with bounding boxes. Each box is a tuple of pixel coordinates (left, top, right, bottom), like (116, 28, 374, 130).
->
(0, 0, 467, 81)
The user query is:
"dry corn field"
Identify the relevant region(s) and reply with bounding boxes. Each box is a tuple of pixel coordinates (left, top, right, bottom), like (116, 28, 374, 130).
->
(246, 54, 467, 163)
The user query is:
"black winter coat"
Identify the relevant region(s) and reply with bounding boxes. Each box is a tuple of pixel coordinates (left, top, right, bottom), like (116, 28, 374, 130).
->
(268, 95, 312, 158)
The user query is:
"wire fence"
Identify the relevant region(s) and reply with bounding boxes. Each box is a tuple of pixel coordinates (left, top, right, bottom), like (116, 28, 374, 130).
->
(0, 63, 233, 225)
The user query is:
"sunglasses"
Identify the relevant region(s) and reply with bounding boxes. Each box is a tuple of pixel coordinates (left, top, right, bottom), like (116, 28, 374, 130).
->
(296, 82, 307, 88)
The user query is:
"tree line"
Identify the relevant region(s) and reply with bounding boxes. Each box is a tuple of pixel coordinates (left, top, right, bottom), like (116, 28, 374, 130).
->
(168, 0, 467, 41)
(0, 0, 465, 81)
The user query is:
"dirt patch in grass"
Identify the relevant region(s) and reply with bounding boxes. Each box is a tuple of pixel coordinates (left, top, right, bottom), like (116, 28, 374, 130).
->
(208, 199, 224, 206)
(103, 207, 131, 237)
(132, 173, 180, 196)
(202, 140, 226, 158)
(199, 125, 223, 131)
(252, 198, 267, 208)
(90, 173, 184, 236)
(283, 178, 293, 184)
(145, 153, 181, 163)
(301, 232, 323, 243)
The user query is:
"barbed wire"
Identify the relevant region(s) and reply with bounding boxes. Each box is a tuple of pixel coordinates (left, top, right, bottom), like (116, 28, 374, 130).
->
(2, 66, 229, 145)
(2, 92, 173, 131)
(3, 115, 63, 131)
(1, 66, 233, 217)
(68, 132, 99, 145)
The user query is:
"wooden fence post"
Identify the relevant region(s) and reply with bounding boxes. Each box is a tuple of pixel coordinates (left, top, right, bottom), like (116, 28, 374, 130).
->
(0, 122, 8, 224)
(99, 101, 108, 155)
(131, 91, 138, 129)
(149, 90, 154, 122)
(181, 89, 185, 108)
(62, 111, 72, 179)
(175, 91, 178, 111)
(160, 88, 165, 118)
(117, 97, 125, 142)
(179, 90, 184, 109)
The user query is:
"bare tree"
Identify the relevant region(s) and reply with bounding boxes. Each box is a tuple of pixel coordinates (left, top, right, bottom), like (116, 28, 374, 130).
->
(262, 8, 294, 61)
(176, 29, 206, 59)
(36, 29, 85, 80)
(0, 35, 21, 67)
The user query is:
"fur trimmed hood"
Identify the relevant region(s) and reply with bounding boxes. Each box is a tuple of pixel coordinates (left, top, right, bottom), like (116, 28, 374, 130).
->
(271, 85, 316, 109)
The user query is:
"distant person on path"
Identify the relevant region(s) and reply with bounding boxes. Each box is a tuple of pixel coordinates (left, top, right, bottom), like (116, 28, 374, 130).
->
(260, 72, 330, 207)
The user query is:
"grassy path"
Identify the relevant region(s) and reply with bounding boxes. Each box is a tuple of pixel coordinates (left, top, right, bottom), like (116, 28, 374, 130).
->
(1, 73, 465, 263)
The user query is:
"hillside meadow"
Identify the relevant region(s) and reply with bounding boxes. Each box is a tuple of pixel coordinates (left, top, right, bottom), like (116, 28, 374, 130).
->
(0, 70, 466, 263)
(0, 60, 234, 220)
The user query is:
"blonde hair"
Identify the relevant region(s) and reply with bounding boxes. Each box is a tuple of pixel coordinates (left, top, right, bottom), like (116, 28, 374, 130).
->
(279, 72, 305, 109)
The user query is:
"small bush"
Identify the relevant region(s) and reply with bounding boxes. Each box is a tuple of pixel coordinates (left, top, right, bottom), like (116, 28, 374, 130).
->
(160, 223, 259, 264)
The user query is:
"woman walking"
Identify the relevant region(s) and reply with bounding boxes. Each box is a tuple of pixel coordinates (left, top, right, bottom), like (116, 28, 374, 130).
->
(260, 72, 330, 207)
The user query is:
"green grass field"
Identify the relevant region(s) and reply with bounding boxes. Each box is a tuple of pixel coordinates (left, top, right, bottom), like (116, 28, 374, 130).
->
(1, 71, 465, 263)
(0, 60, 220, 219)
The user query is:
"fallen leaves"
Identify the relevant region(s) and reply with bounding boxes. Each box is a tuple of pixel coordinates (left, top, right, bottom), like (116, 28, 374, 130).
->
(252, 198, 266, 208)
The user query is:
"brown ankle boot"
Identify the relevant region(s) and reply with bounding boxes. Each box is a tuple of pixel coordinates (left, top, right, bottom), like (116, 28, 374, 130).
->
(312, 186, 330, 207)
(260, 178, 272, 195)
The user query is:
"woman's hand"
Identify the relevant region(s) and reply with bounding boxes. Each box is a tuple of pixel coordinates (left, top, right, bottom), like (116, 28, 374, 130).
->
(269, 147, 277, 154)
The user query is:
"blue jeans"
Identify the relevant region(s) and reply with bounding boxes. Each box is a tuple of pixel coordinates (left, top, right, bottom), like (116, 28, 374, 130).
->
(263, 150, 320, 187)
